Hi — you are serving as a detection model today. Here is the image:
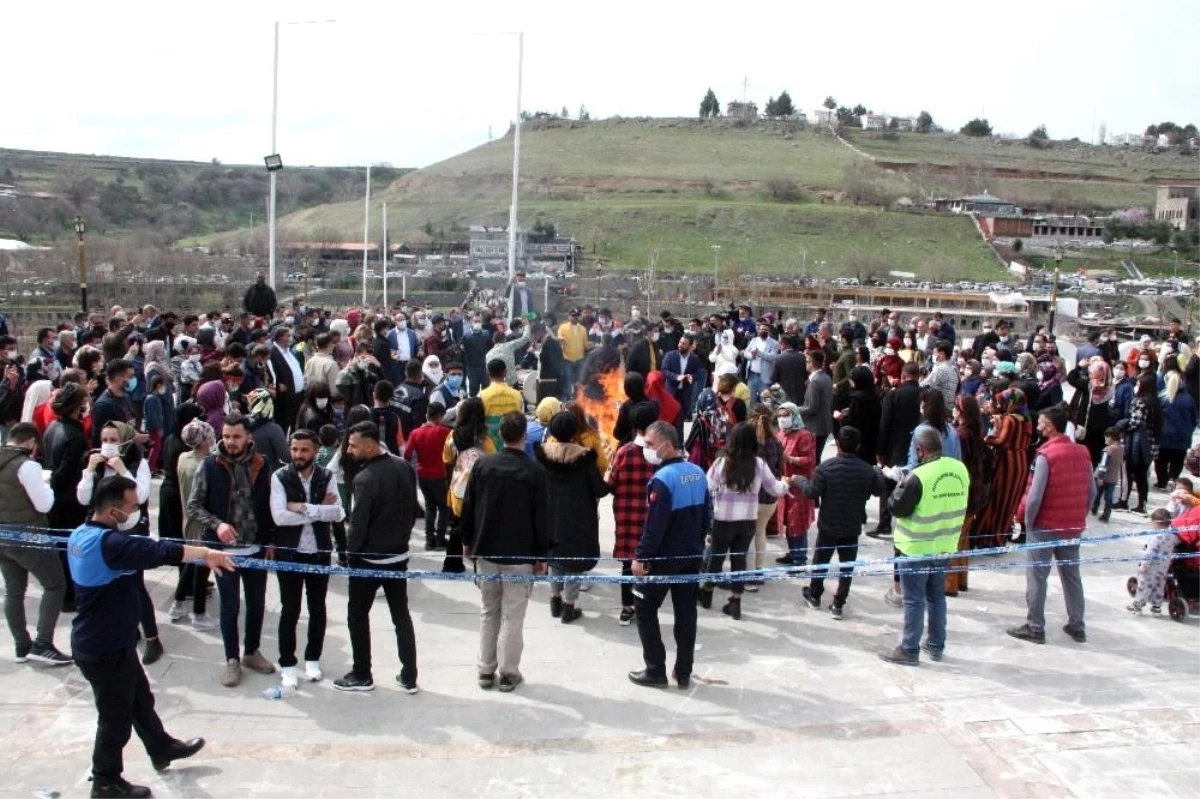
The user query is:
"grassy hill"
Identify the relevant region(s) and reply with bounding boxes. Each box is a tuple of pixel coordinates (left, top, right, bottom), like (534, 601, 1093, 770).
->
(201, 118, 1199, 280)
(0, 148, 411, 244)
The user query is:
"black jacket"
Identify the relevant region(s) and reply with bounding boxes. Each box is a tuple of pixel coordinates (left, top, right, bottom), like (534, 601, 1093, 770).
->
(272, 463, 336, 553)
(535, 442, 610, 573)
(877, 379, 922, 466)
(244, 282, 278, 318)
(843, 388, 881, 465)
(42, 417, 89, 530)
(536, 336, 565, 394)
(796, 451, 885, 539)
(460, 330, 493, 370)
(773, 350, 808, 405)
(626, 339, 656, 378)
(461, 447, 550, 565)
(348, 452, 418, 557)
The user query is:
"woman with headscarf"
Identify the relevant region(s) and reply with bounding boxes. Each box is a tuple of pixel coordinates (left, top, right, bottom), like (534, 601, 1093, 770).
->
(775, 402, 817, 566)
(835, 366, 880, 465)
(144, 340, 176, 439)
(245, 387, 288, 473)
(1156, 371, 1198, 489)
(1117, 373, 1162, 514)
(538, 411, 611, 624)
(644, 370, 682, 433)
(194, 378, 227, 434)
(171, 418, 219, 629)
(1014, 352, 1042, 410)
(873, 335, 904, 390)
(20, 380, 52, 426)
(1067, 359, 1113, 466)
(959, 359, 984, 399)
(77, 420, 164, 664)
(422, 354, 444, 389)
(709, 328, 739, 376)
(1033, 360, 1063, 413)
(526, 396, 560, 457)
(329, 319, 354, 368)
(156, 401, 202, 546)
(971, 386, 1033, 548)
(946, 394, 986, 596)
(747, 407, 784, 584)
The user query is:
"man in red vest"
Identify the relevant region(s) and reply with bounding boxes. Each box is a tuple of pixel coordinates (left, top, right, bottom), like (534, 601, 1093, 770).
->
(1008, 407, 1096, 645)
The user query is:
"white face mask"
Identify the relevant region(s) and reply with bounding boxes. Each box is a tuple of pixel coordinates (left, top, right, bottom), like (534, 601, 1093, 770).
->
(848, 315, 857, 323)
(651, 332, 660, 342)
(285, 316, 295, 326)
(472, 323, 482, 332)
(642, 445, 662, 465)
(633, 435, 646, 447)
(396, 320, 408, 331)
(883, 347, 895, 356)
(117, 509, 140, 531)
(1032, 343, 1042, 352)
(100, 442, 120, 459)
(903, 339, 912, 347)
(1109, 334, 1118, 342)
(1138, 359, 1150, 369)
(315, 398, 328, 409)
(1113, 369, 1126, 380)
(1037, 370, 1046, 381)
(778, 416, 794, 430)
(983, 326, 992, 333)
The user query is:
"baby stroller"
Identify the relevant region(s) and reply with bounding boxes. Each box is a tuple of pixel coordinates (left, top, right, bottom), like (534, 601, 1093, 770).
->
(1126, 539, 1200, 622)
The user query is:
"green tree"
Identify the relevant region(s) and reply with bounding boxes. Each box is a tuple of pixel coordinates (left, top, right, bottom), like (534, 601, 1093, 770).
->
(851, 103, 867, 117)
(916, 111, 934, 133)
(578, 104, 590, 121)
(1026, 125, 1050, 148)
(764, 96, 777, 116)
(561, 105, 570, 118)
(823, 96, 837, 110)
(1172, 230, 1193, 252)
(960, 118, 993, 137)
(532, 219, 557, 238)
(699, 88, 720, 118)
(1012, 238, 1024, 254)
(773, 90, 795, 117)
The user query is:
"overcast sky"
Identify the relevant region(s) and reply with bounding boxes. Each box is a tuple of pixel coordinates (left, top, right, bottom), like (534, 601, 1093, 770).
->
(7, 0, 1198, 170)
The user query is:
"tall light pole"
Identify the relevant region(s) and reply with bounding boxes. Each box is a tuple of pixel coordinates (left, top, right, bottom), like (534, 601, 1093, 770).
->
(711, 244, 722, 300)
(267, 19, 336, 291)
(506, 31, 525, 281)
(1048, 245, 1064, 334)
(73, 216, 88, 312)
(361, 164, 371, 307)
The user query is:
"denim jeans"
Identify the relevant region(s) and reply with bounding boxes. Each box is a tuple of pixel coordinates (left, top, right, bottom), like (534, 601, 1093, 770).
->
(747, 373, 765, 408)
(215, 567, 268, 660)
(560, 360, 582, 400)
(899, 556, 949, 656)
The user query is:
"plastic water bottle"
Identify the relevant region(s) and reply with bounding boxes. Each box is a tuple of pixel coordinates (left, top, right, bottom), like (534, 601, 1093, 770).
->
(260, 684, 297, 700)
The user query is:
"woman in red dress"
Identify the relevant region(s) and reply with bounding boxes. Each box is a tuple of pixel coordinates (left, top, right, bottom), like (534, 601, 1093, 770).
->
(775, 402, 816, 566)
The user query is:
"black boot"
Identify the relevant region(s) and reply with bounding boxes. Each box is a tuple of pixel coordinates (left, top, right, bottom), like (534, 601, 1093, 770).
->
(1099, 500, 1112, 522)
(90, 776, 152, 798)
(697, 587, 713, 609)
(442, 532, 465, 573)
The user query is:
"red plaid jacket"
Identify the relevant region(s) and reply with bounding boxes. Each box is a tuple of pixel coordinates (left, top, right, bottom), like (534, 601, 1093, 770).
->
(605, 441, 656, 561)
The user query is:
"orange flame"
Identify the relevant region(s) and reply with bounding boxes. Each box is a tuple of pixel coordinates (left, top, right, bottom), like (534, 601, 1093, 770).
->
(575, 367, 626, 454)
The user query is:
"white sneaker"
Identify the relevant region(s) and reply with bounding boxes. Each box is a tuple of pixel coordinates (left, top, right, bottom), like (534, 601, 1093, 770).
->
(168, 600, 188, 622)
(191, 613, 219, 630)
(304, 661, 323, 682)
(281, 666, 299, 689)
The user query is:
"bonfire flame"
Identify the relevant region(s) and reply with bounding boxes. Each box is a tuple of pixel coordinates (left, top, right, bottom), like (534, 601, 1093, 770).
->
(575, 366, 626, 454)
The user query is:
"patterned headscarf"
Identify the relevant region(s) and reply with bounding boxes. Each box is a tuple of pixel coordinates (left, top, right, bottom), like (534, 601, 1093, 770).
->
(992, 387, 1029, 419)
(1016, 352, 1037, 378)
(1036, 361, 1059, 390)
(181, 419, 216, 450)
(777, 402, 804, 430)
(1088, 360, 1112, 404)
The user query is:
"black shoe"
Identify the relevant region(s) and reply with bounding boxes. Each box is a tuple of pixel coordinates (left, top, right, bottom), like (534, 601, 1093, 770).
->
(424, 537, 437, 551)
(878, 646, 919, 666)
(1099, 507, 1111, 523)
(395, 675, 420, 694)
(478, 673, 496, 690)
(142, 638, 164, 666)
(618, 607, 635, 626)
(801, 586, 820, 609)
(865, 527, 892, 539)
(333, 672, 375, 692)
(920, 643, 944, 662)
(722, 598, 742, 620)
(627, 669, 669, 688)
(432, 535, 448, 551)
(498, 673, 523, 692)
(1133, 505, 1147, 515)
(1062, 624, 1087, 643)
(561, 606, 583, 624)
(91, 776, 152, 798)
(1112, 499, 1129, 510)
(151, 736, 205, 771)
(14, 643, 31, 663)
(27, 643, 73, 666)
(550, 595, 564, 618)
(673, 672, 691, 689)
(829, 604, 844, 620)
(441, 559, 465, 574)
(697, 588, 713, 609)
(1153, 483, 1168, 491)
(775, 553, 795, 565)
(1006, 624, 1045, 644)
(1090, 502, 1100, 516)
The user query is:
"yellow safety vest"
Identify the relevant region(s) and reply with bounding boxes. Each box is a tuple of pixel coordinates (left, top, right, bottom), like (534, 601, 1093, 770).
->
(893, 456, 969, 557)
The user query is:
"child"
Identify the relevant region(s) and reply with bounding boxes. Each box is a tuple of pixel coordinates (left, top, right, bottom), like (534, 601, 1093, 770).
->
(1092, 427, 1124, 522)
(371, 380, 405, 456)
(143, 374, 166, 475)
(179, 342, 202, 403)
(1166, 477, 1198, 518)
(316, 424, 348, 567)
(405, 403, 453, 550)
(1128, 507, 1193, 614)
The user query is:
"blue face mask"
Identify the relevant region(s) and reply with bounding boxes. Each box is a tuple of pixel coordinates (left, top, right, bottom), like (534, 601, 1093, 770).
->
(126, 377, 138, 394)
(445, 375, 463, 391)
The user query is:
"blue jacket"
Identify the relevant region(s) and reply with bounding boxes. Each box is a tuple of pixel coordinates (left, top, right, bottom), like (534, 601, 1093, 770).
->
(385, 328, 420, 384)
(1110, 378, 1134, 421)
(143, 394, 164, 433)
(660, 350, 699, 406)
(1160, 389, 1198, 451)
(635, 458, 711, 567)
(68, 522, 184, 655)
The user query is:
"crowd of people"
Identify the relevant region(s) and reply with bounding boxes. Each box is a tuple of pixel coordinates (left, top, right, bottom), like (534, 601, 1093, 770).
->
(0, 276, 1198, 797)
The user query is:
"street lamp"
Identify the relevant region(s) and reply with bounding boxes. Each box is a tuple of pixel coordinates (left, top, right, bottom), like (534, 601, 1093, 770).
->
(711, 244, 722, 299)
(73, 215, 88, 312)
(1048, 245, 1065, 334)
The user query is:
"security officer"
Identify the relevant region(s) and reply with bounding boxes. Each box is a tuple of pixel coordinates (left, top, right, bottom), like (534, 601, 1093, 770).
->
(879, 426, 969, 666)
(69, 476, 235, 798)
(628, 421, 712, 689)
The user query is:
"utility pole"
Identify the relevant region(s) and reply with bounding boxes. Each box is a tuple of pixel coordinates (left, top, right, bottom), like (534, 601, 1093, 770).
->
(361, 164, 371, 306)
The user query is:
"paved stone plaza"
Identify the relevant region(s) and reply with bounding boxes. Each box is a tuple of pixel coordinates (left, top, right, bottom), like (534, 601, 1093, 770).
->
(1, 480, 1197, 798)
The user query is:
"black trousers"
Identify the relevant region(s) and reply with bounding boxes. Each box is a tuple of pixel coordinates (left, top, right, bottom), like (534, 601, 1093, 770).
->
(1155, 448, 1186, 486)
(808, 532, 859, 607)
(173, 563, 210, 615)
(77, 647, 173, 779)
(347, 558, 418, 684)
(634, 559, 701, 680)
(621, 561, 634, 608)
(704, 519, 755, 596)
(419, 477, 449, 540)
(276, 551, 329, 668)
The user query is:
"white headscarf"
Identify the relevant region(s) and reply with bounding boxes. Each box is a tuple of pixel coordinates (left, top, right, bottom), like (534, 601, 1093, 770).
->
(423, 355, 443, 385)
(21, 380, 53, 423)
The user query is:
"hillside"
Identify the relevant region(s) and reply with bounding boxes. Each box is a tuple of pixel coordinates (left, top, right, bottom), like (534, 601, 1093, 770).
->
(203, 118, 1199, 279)
(0, 148, 411, 245)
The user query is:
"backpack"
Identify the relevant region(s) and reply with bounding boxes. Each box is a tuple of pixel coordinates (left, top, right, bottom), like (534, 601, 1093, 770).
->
(450, 443, 487, 500)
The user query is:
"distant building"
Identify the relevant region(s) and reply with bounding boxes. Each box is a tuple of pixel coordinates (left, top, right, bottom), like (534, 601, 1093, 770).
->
(1155, 186, 1199, 231)
(468, 225, 580, 271)
(978, 216, 1033, 238)
(861, 114, 886, 130)
(933, 193, 1018, 216)
(811, 109, 835, 127)
(789, 111, 808, 125)
(726, 101, 759, 120)
(887, 116, 916, 132)
(1030, 215, 1106, 240)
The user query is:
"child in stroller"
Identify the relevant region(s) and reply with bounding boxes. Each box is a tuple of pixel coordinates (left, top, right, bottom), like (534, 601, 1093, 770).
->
(1127, 504, 1200, 621)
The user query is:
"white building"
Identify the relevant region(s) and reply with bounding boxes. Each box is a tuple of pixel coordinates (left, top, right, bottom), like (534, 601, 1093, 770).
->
(861, 114, 886, 130)
(811, 108, 835, 127)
